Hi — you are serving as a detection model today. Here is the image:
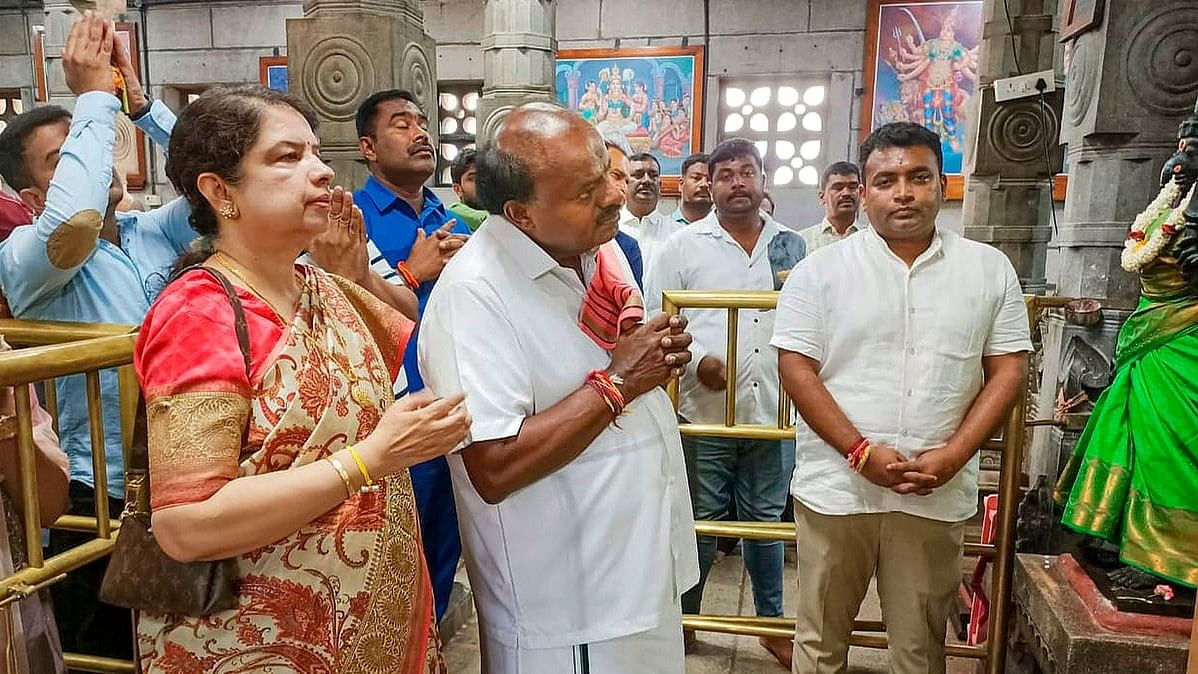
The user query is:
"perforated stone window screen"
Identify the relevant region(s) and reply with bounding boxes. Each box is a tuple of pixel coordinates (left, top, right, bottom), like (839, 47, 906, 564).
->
(436, 82, 481, 187)
(717, 79, 830, 187)
(0, 91, 24, 137)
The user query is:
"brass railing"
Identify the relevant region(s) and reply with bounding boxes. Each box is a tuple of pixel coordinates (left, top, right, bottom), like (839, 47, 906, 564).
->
(0, 319, 139, 673)
(660, 291, 1071, 674)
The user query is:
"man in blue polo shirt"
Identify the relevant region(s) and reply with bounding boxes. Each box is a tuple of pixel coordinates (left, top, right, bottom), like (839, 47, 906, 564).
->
(353, 89, 468, 621)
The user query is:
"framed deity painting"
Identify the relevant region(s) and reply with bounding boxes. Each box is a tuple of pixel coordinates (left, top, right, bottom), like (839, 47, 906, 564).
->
(555, 46, 705, 196)
(862, 0, 983, 200)
(260, 56, 289, 92)
(113, 22, 147, 190)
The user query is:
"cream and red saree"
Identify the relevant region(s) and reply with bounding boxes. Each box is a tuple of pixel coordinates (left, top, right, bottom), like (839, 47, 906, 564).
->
(133, 265, 444, 673)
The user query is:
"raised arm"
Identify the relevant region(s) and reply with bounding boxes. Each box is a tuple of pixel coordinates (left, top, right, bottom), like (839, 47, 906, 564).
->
(0, 15, 119, 315)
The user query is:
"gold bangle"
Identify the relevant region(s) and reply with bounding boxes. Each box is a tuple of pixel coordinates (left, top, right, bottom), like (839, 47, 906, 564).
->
(325, 456, 354, 498)
(347, 446, 379, 493)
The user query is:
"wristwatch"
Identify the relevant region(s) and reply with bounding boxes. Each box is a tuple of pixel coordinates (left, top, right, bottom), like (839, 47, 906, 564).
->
(129, 97, 153, 121)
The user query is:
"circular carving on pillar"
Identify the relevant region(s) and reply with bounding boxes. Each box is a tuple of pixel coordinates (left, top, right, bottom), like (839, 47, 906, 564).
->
(1125, 9, 1198, 116)
(481, 105, 514, 142)
(399, 45, 433, 112)
(1065, 32, 1097, 127)
(989, 101, 1058, 165)
(301, 36, 376, 121)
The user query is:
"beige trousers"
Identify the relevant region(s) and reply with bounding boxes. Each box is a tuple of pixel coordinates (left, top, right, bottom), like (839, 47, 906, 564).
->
(791, 500, 965, 674)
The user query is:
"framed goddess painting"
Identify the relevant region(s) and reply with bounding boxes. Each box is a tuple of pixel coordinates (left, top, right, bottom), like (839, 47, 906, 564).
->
(556, 46, 704, 196)
(862, 0, 983, 199)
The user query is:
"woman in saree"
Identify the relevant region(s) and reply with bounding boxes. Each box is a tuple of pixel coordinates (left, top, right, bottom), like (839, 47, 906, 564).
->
(133, 85, 469, 673)
(1055, 175, 1198, 589)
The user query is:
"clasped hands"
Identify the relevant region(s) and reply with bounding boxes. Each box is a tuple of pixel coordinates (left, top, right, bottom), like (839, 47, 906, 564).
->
(859, 443, 969, 496)
(62, 11, 148, 114)
(608, 314, 693, 401)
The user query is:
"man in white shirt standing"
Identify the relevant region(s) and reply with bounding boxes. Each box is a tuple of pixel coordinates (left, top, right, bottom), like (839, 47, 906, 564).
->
(771, 122, 1031, 674)
(647, 138, 805, 667)
(419, 103, 699, 674)
(797, 161, 862, 253)
(621, 152, 682, 272)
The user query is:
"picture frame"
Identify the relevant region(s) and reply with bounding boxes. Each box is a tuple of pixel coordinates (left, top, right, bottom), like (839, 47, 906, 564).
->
(1059, 0, 1104, 42)
(259, 56, 289, 92)
(32, 26, 47, 103)
(556, 46, 705, 196)
(113, 22, 147, 191)
(862, 0, 983, 200)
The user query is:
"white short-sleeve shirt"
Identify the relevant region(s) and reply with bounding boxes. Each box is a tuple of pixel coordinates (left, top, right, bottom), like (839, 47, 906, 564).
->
(619, 206, 684, 275)
(770, 226, 1032, 522)
(644, 211, 794, 426)
(418, 215, 699, 650)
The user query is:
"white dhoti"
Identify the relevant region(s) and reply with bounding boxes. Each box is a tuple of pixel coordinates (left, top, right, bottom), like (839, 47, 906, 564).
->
(479, 587, 685, 674)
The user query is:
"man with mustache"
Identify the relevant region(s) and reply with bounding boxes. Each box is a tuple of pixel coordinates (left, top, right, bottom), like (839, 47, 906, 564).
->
(419, 103, 698, 673)
(772, 123, 1030, 673)
(620, 152, 682, 274)
(671, 152, 713, 225)
(798, 161, 862, 252)
(352, 89, 470, 622)
(646, 138, 805, 667)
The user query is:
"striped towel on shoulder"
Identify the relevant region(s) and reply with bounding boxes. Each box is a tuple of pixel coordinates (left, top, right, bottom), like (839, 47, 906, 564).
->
(578, 242, 645, 350)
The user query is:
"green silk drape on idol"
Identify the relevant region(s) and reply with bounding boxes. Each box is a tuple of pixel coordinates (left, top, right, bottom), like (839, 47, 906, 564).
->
(1055, 233, 1198, 588)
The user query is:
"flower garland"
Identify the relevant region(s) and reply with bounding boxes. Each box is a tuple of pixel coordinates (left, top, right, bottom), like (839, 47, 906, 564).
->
(1121, 180, 1198, 273)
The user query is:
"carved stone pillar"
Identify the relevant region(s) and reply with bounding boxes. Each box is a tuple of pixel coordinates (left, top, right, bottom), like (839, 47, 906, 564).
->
(1052, 3, 1198, 302)
(1028, 3, 1198, 486)
(961, 0, 1061, 295)
(477, 0, 556, 141)
(287, 0, 437, 189)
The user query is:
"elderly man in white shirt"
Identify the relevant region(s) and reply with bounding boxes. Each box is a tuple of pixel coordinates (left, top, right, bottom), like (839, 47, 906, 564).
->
(772, 122, 1031, 674)
(797, 161, 863, 253)
(419, 103, 699, 674)
(621, 152, 682, 272)
(646, 138, 805, 668)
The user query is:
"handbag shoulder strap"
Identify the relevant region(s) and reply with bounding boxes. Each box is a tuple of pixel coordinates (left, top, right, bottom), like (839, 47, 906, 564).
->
(128, 265, 253, 479)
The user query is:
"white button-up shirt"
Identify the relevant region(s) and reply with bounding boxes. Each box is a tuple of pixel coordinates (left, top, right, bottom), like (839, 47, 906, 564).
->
(620, 206, 683, 273)
(646, 211, 798, 426)
(771, 227, 1031, 522)
(798, 217, 861, 253)
(418, 215, 698, 649)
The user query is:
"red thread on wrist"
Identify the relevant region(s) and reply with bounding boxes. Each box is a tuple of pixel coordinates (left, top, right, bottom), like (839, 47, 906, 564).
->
(396, 261, 421, 289)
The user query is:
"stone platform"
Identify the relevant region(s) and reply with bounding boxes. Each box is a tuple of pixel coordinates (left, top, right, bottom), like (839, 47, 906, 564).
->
(1011, 554, 1190, 674)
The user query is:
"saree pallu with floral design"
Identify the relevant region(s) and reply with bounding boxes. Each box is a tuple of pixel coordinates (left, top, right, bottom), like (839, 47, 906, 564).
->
(1055, 250, 1198, 588)
(134, 266, 445, 673)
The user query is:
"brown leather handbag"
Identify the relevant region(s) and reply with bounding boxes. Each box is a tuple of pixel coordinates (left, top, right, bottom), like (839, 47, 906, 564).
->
(99, 267, 249, 616)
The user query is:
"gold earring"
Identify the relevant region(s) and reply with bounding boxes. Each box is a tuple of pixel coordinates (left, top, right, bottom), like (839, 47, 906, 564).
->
(218, 203, 238, 219)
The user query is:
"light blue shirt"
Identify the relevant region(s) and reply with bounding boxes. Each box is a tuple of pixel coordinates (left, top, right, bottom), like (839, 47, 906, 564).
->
(0, 92, 191, 497)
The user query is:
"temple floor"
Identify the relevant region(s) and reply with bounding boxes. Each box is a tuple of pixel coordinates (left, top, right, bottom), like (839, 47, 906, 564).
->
(443, 548, 978, 673)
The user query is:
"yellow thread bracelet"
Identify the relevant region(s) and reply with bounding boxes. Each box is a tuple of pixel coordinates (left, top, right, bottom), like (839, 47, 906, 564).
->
(347, 446, 379, 493)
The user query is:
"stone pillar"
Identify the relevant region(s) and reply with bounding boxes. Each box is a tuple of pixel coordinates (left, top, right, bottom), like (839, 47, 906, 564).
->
(1026, 3, 1198, 487)
(287, 0, 437, 189)
(961, 0, 1062, 295)
(1052, 2, 1198, 302)
(477, 0, 556, 141)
